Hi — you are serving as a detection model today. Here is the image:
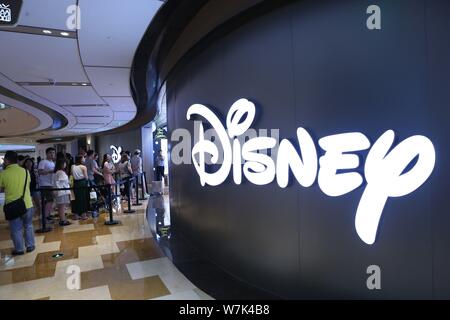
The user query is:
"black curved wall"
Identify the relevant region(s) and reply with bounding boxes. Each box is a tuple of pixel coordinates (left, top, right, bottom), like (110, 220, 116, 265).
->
(167, 0, 450, 298)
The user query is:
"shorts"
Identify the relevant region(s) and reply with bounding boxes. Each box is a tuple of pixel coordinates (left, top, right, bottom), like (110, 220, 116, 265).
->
(55, 194, 71, 205)
(40, 186, 54, 204)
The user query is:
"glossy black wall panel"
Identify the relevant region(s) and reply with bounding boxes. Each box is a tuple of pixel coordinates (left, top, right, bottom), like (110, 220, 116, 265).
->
(95, 128, 142, 159)
(167, 0, 449, 298)
(426, 0, 450, 299)
(291, 0, 431, 299)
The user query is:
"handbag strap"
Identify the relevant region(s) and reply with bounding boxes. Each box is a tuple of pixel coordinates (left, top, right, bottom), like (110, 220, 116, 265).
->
(21, 168, 28, 199)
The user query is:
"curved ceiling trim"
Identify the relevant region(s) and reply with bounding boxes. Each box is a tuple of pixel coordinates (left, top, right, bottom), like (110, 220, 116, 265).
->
(123, 0, 293, 135)
(0, 85, 69, 137)
(0, 0, 162, 138)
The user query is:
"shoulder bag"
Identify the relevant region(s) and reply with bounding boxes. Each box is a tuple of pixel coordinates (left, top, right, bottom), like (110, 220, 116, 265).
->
(4, 169, 28, 221)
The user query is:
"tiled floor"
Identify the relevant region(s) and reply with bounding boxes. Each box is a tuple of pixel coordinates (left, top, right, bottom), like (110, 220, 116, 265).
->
(0, 198, 213, 300)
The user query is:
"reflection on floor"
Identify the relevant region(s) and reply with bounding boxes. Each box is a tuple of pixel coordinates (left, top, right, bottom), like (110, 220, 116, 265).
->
(146, 195, 280, 299)
(0, 197, 213, 300)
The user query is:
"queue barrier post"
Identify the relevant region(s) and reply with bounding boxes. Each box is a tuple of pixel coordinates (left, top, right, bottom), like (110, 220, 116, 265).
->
(123, 177, 135, 214)
(35, 189, 52, 233)
(143, 172, 149, 197)
(139, 172, 146, 200)
(133, 175, 141, 206)
(104, 184, 119, 225)
(35, 184, 121, 229)
(114, 173, 119, 196)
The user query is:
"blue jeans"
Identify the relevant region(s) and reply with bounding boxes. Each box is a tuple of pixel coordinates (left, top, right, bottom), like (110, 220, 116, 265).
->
(8, 207, 35, 252)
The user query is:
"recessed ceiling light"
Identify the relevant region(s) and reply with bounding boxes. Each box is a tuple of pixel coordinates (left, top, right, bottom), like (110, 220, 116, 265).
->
(60, 32, 69, 36)
(71, 83, 78, 86)
(43, 30, 52, 34)
(81, 83, 88, 86)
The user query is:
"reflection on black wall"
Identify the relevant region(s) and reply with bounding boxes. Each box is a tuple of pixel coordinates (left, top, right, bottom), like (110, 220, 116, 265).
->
(167, 0, 450, 298)
(96, 128, 142, 160)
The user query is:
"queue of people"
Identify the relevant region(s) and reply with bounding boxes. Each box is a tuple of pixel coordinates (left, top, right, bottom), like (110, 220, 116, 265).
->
(0, 146, 156, 256)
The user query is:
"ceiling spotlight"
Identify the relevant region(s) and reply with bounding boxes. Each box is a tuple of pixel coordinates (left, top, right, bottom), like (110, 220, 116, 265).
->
(81, 83, 88, 86)
(43, 30, 52, 34)
(71, 83, 78, 86)
(60, 32, 70, 36)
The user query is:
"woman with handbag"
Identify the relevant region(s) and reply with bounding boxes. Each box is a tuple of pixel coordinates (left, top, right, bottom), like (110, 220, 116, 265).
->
(71, 155, 89, 220)
(53, 159, 71, 226)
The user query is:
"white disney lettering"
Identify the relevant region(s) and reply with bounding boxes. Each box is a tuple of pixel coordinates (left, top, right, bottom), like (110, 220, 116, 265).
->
(186, 99, 436, 244)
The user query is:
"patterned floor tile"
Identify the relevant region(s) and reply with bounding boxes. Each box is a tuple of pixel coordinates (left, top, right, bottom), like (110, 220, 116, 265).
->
(0, 199, 212, 300)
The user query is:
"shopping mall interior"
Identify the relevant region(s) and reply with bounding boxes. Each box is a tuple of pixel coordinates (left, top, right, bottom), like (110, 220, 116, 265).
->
(1, 0, 450, 303)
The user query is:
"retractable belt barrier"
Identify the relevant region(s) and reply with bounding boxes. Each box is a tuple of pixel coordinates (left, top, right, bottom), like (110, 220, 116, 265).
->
(35, 171, 149, 233)
(35, 182, 121, 233)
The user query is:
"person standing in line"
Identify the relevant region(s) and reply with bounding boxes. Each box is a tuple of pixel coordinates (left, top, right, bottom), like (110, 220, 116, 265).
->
(93, 153, 103, 185)
(85, 150, 103, 216)
(65, 153, 74, 175)
(102, 154, 116, 208)
(155, 150, 165, 182)
(56, 152, 66, 162)
(0, 151, 35, 255)
(17, 155, 26, 167)
(53, 159, 72, 226)
(38, 147, 56, 223)
(102, 154, 116, 187)
(85, 150, 103, 187)
(118, 153, 132, 201)
(78, 147, 87, 158)
(71, 155, 89, 220)
(22, 158, 41, 218)
(131, 149, 147, 196)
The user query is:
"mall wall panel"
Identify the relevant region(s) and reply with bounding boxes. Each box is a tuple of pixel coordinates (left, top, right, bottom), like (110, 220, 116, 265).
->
(95, 127, 142, 160)
(165, 0, 450, 298)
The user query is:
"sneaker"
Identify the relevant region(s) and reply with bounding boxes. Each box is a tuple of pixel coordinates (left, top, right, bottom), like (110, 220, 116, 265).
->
(59, 220, 71, 226)
(26, 246, 35, 253)
(11, 250, 24, 256)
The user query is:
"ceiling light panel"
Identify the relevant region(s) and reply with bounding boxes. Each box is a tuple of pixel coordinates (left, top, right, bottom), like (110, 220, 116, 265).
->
(78, 0, 162, 67)
(65, 106, 112, 116)
(0, 32, 87, 82)
(72, 124, 105, 129)
(84, 67, 132, 96)
(17, 0, 77, 31)
(113, 111, 135, 121)
(102, 97, 136, 112)
(76, 116, 111, 124)
(23, 86, 105, 105)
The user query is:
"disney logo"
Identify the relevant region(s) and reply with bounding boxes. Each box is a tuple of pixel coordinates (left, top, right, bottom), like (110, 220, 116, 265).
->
(187, 98, 436, 245)
(110, 145, 122, 164)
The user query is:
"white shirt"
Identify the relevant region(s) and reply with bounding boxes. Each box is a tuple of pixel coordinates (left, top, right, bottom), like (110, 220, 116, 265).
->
(54, 170, 70, 197)
(131, 155, 142, 174)
(38, 159, 55, 187)
(157, 155, 165, 167)
(71, 165, 86, 180)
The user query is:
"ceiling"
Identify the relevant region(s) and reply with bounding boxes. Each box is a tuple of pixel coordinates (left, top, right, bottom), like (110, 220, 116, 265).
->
(0, 0, 163, 141)
(0, 106, 40, 136)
